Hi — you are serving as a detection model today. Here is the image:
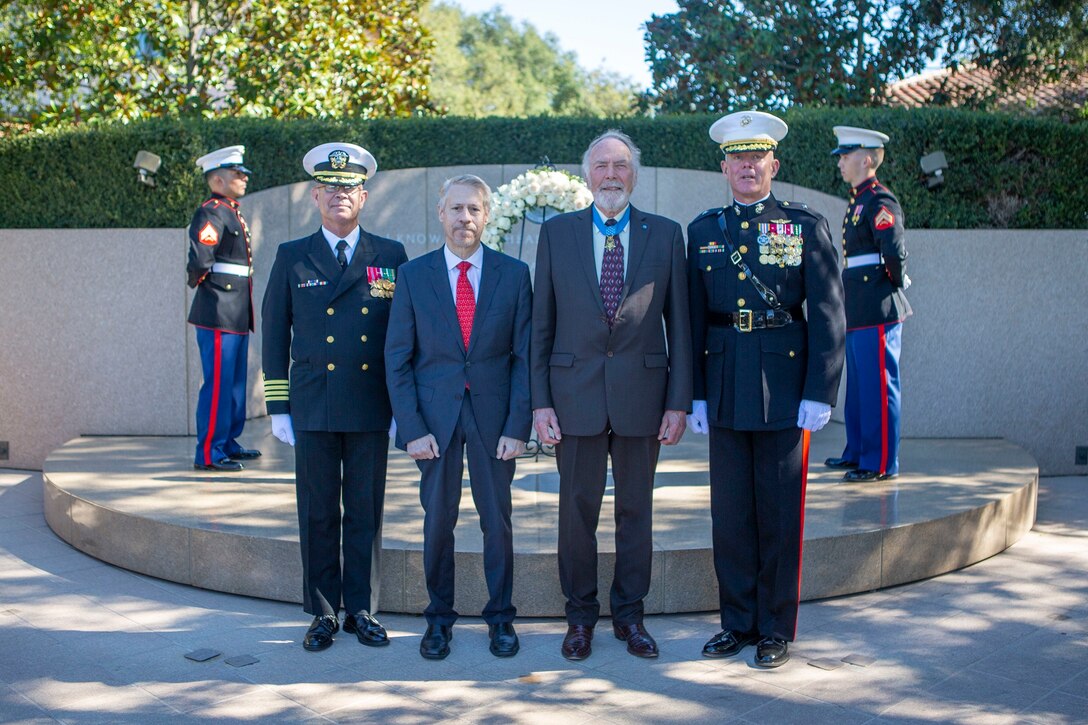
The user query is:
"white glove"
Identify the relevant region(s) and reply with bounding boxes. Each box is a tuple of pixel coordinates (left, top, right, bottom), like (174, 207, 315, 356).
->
(902, 273, 912, 290)
(688, 400, 709, 435)
(797, 400, 831, 432)
(271, 414, 295, 446)
(389, 418, 397, 441)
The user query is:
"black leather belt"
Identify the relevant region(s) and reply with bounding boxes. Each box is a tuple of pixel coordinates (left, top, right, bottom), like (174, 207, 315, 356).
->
(708, 307, 802, 332)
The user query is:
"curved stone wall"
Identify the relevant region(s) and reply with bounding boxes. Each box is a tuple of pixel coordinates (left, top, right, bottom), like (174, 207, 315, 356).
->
(0, 165, 1085, 474)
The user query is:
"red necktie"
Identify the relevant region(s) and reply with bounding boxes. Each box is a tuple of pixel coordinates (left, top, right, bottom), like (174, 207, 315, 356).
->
(455, 260, 475, 349)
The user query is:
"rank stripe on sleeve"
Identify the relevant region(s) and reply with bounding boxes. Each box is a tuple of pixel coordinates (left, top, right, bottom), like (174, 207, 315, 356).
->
(198, 221, 219, 245)
(263, 379, 289, 402)
(874, 207, 895, 230)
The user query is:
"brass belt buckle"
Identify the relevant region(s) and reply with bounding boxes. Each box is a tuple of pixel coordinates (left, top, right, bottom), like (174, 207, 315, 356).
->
(737, 309, 753, 333)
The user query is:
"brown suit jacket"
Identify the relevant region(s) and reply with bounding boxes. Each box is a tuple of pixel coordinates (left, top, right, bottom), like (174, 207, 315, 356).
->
(531, 205, 692, 437)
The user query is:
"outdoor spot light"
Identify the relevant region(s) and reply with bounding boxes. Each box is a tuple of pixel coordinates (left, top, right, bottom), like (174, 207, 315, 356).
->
(920, 151, 947, 189)
(134, 150, 161, 187)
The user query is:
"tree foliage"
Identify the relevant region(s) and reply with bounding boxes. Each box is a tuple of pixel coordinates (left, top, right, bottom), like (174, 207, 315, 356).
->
(938, 0, 1088, 107)
(0, 0, 434, 129)
(422, 1, 638, 117)
(642, 0, 1088, 114)
(642, 0, 948, 113)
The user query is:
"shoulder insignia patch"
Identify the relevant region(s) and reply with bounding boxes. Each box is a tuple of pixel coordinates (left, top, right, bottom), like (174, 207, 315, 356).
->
(874, 206, 895, 230)
(198, 221, 219, 246)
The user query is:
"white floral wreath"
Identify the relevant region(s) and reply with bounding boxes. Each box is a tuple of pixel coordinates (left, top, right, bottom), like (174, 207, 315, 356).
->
(482, 166, 594, 252)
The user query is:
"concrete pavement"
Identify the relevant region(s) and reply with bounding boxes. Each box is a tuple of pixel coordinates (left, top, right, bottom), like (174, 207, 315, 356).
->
(1, 469, 1086, 724)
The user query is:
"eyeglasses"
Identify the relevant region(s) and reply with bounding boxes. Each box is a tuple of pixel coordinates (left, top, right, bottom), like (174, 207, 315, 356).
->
(320, 185, 362, 196)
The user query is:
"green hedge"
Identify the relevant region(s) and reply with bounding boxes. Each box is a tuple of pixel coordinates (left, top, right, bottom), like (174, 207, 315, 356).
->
(1, 109, 1083, 229)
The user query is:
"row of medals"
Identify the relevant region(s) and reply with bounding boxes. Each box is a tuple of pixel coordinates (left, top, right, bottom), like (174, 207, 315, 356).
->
(757, 221, 803, 267)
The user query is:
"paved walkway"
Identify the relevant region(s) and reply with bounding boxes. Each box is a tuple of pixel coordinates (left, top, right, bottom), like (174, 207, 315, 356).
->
(1, 469, 1086, 724)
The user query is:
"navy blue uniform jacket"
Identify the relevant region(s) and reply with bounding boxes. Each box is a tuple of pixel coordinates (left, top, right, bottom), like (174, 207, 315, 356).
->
(688, 196, 845, 431)
(186, 193, 253, 333)
(841, 178, 912, 330)
(261, 228, 408, 432)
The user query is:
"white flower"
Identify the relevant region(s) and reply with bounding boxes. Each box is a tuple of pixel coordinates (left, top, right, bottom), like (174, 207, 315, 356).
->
(483, 166, 592, 252)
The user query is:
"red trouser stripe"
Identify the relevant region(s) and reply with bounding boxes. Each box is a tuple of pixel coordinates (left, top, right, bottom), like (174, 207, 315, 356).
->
(794, 428, 811, 641)
(202, 330, 223, 465)
(877, 325, 889, 475)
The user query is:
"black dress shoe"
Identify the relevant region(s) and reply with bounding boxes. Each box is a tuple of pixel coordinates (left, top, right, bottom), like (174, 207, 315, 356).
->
(561, 624, 593, 661)
(702, 629, 758, 658)
(228, 448, 262, 460)
(754, 637, 790, 668)
(843, 468, 898, 482)
(303, 614, 339, 652)
(488, 622, 519, 657)
(613, 622, 659, 658)
(194, 459, 244, 472)
(419, 624, 452, 660)
(824, 457, 859, 470)
(343, 611, 389, 647)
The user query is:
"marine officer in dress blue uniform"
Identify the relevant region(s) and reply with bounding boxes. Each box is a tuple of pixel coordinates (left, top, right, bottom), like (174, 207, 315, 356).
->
(187, 145, 261, 472)
(262, 143, 409, 652)
(824, 127, 912, 482)
(687, 112, 845, 668)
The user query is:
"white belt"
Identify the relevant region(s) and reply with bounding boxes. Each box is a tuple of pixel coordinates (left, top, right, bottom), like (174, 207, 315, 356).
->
(845, 253, 882, 268)
(211, 262, 252, 277)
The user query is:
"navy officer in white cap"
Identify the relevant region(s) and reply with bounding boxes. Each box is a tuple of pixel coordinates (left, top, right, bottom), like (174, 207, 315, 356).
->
(262, 142, 408, 652)
(824, 127, 912, 482)
(188, 145, 261, 472)
(687, 111, 845, 667)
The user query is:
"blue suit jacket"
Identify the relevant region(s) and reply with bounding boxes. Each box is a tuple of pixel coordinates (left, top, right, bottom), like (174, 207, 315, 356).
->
(385, 245, 533, 453)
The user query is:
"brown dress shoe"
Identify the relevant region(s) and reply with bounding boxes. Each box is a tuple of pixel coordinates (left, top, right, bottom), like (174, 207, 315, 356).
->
(561, 624, 593, 661)
(613, 622, 659, 658)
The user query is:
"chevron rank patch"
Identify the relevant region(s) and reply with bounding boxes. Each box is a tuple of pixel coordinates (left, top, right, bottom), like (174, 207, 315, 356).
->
(874, 206, 895, 230)
(198, 221, 219, 245)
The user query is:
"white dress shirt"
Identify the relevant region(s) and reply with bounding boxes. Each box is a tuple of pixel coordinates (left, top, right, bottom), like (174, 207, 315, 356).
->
(591, 204, 630, 281)
(444, 244, 483, 303)
(321, 225, 361, 266)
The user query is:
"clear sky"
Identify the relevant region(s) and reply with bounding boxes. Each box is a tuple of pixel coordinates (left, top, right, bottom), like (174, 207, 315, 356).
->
(445, 0, 679, 90)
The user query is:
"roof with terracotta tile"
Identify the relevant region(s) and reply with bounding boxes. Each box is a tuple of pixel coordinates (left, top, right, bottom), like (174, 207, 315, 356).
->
(885, 64, 1088, 111)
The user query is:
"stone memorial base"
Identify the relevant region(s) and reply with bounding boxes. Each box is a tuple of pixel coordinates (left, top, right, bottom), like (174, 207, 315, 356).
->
(42, 423, 1037, 616)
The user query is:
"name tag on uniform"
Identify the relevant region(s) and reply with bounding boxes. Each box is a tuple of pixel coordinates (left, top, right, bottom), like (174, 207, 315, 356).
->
(298, 279, 327, 288)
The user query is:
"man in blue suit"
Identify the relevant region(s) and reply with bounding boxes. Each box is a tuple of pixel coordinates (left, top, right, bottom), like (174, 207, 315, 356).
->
(385, 174, 532, 660)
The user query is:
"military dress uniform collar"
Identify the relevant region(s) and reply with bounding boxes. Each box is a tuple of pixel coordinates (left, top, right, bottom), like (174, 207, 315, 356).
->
(210, 192, 241, 210)
(731, 194, 773, 221)
(850, 177, 880, 202)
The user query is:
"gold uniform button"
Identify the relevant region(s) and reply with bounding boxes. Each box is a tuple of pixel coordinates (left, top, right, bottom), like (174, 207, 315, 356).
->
(361, 335, 368, 343)
(706, 265, 712, 271)
(739, 245, 748, 254)
(863, 275, 869, 282)
(607, 351, 614, 358)
(327, 363, 335, 371)
(741, 221, 750, 229)
(361, 307, 369, 315)
(326, 308, 334, 316)
(362, 364, 369, 371)
(225, 284, 232, 290)
(738, 272, 747, 280)
(737, 298, 746, 306)
(326, 336, 334, 343)
(789, 351, 796, 358)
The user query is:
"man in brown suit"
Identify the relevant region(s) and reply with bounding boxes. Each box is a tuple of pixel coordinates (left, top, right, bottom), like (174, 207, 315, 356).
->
(531, 129, 692, 661)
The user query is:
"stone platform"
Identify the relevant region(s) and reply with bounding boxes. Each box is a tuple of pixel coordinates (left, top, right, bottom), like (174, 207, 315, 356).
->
(42, 424, 1038, 616)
